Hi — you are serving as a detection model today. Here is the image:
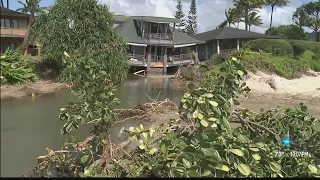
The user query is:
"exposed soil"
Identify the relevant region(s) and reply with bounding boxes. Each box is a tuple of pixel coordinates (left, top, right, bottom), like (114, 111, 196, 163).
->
(0, 80, 70, 101)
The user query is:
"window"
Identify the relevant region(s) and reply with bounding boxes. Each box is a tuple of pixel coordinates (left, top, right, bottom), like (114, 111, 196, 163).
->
(158, 23, 166, 34)
(12, 19, 17, 28)
(150, 23, 158, 33)
(0, 19, 4, 28)
(2, 43, 16, 53)
(0, 18, 18, 28)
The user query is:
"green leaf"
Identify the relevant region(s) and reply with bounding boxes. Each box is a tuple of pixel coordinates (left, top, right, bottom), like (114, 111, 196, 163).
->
(308, 164, 318, 174)
(200, 119, 209, 127)
(198, 113, 204, 120)
(270, 162, 282, 173)
(221, 118, 231, 133)
(209, 101, 218, 107)
(81, 155, 90, 163)
(249, 148, 260, 152)
(204, 93, 214, 98)
(149, 148, 158, 155)
(237, 70, 244, 76)
(84, 164, 95, 176)
(237, 163, 251, 176)
(230, 149, 244, 157)
(252, 154, 261, 161)
(202, 170, 211, 176)
(182, 158, 192, 168)
(193, 109, 199, 119)
(208, 117, 217, 122)
(216, 164, 230, 172)
(188, 171, 201, 177)
(63, 51, 70, 58)
(312, 121, 320, 132)
(139, 144, 146, 150)
(211, 123, 217, 128)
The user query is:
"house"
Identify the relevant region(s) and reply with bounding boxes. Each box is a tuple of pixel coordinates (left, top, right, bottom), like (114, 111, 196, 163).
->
(193, 27, 278, 60)
(0, 7, 40, 56)
(113, 15, 205, 74)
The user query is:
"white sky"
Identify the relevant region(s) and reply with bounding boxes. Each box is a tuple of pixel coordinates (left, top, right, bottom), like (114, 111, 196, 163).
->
(99, 0, 316, 33)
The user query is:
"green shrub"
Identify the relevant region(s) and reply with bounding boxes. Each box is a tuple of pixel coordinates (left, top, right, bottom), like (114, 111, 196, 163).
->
(298, 51, 320, 71)
(238, 51, 319, 79)
(0, 49, 39, 85)
(285, 39, 320, 58)
(248, 39, 294, 57)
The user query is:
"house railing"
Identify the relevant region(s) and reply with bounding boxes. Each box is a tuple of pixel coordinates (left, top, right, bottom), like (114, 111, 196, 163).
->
(128, 53, 146, 64)
(220, 48, 237, 54)
(144, 33, 172, 40)
(168, 53, 193, 64)
(1, 28, 27, 36)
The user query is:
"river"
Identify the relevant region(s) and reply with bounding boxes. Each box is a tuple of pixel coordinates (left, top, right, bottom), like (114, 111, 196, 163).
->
(0, 75, 183, 177)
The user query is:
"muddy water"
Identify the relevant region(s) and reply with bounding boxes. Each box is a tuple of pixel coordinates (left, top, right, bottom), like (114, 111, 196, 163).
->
(0, 76, 183, 177)
(1, 76, 320, 177)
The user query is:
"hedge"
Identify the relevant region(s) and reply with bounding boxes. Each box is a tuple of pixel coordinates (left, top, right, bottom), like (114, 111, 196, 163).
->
(285, 39, 320, 58)
(248, 39, 320, 59)
(248, 39, 294, 57)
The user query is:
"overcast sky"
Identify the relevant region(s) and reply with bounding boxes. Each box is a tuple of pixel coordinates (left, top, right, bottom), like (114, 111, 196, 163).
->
(7, 0, 317, 33)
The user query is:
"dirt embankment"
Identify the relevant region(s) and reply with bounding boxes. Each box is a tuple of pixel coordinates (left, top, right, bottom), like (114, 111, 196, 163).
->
(0, 80, 70, 101)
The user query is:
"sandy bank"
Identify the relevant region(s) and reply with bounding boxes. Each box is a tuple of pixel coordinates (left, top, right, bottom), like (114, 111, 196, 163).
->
(245, 70, 320, 98)
(0, 80, 71, 101)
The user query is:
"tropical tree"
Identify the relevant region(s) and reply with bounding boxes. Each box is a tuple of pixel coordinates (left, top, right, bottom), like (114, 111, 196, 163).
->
(293, 1, 320, 42)
(247, 11, 262, 31)
(292, 6, 307, 29)
(174, 0, 186, 32)
(217, 8, 242, 29)
(16, 0, 44, 14)
(265, 24, 307, 40)
(186, 0, 197, 35)
(233, 0, 265, 31)
(266, 0, 289, 27)
(18, 0, 41, 55)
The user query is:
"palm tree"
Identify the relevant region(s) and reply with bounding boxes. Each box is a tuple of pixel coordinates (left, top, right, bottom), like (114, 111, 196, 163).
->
(17, 0, 44, 14)
(266, 0, 289, 27)
(233, 0, 265, 30)
(216, 8, 241, 29)
(18, 0, 42, 54)
(247, 11, 263, 31)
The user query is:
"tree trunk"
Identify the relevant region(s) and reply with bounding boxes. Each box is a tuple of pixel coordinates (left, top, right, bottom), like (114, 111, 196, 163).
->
(249, 26, 251, 31)
(1, 0, 3, 7)
(245, 8, 248, 31)
(317, 30, 320, 42)
(237, 21, 239, 29)
(270, 6, 274, 28)
(20, 0, 37, 55)
(228, 22, 230, 27)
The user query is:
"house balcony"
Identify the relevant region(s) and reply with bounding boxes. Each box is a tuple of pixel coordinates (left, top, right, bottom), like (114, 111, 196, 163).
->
(143, 33, 173, 41)
(127, 53, 193, 67)
(0, 28, 27, 37)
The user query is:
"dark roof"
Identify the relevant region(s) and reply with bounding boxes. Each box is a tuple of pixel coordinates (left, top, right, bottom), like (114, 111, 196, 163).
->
(0, 7, 30, 18)
(130, 16, 180, 24)
(193, 27, 278, 41)
(115, 18, 204, 45)
(114, 15, 129, 23)
(114, 14, 180, 24)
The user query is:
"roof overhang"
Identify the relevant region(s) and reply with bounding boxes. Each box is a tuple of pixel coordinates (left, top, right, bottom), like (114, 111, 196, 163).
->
(127, 42, 147, 47)
(174, 43, 196, 48)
